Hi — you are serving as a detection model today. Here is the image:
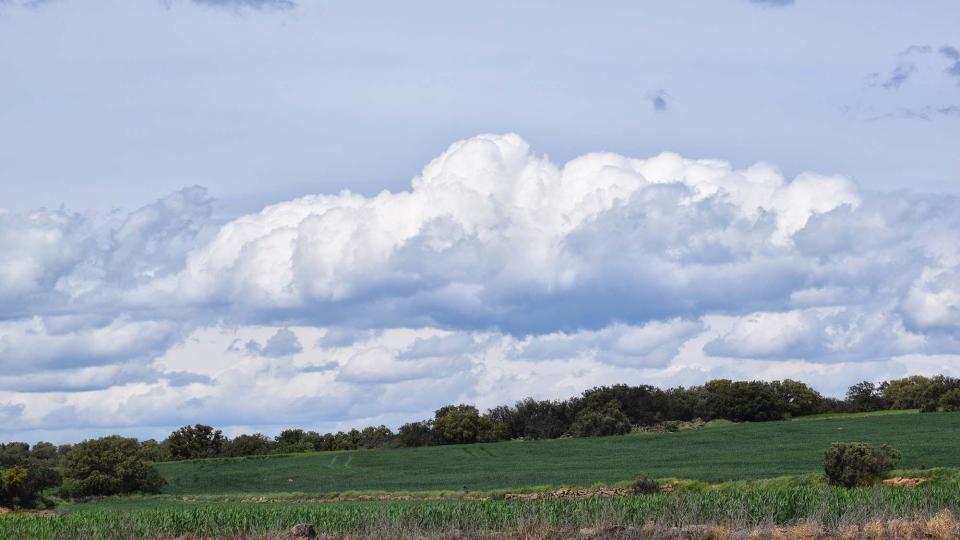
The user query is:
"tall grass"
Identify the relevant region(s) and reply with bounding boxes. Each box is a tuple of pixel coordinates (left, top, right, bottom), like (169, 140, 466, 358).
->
(4, 478, 960, 539)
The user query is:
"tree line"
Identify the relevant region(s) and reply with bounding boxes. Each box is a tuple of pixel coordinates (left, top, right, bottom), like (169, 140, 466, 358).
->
(131, 373, 960, 460)
(3, 373, 960, 507)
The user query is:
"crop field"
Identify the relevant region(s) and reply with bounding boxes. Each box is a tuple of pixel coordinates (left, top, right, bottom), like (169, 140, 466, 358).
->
(4, 412, 960, 539)
(5, 471, 960, 539)
(158, 411, 960, 495)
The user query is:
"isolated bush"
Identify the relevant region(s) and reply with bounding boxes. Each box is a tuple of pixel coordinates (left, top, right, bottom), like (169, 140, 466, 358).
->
(823, 442, 901, 488)
(60, 436, 166, 498)
(631, 476, 659, 494)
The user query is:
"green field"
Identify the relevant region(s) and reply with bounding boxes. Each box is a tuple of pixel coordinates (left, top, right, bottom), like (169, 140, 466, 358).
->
(158, 411, 960, 495)
(6, 469, 960, 539)
(5, 412, 960, 538)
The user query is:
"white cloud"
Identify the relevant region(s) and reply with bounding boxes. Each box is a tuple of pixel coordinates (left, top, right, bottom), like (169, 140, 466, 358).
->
(0, 315, 180, 373)
(1, 133, 959, 441)
(233, 327, 304, 357)
(903, 267, 960, 331)
(129, 134, 863, 333)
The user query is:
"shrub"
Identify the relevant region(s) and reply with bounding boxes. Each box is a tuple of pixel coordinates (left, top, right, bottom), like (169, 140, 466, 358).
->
(0, 442, 62, 508)
(939, 388, 960, 412)
(570, 403, 632, 437)
(662, 420, 681, 433)
(823, 442, 901, 488)
(60, 436, 166, 498)
(631, 476, 659, 494)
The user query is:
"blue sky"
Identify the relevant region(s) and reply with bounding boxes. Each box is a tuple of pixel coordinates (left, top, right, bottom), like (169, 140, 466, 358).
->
(2, 0, 959, 213)
(0, 0, 959, 442)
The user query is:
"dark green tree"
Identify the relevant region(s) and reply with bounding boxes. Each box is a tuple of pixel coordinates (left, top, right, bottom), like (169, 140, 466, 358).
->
(433, 405, 491, 445)
(60, 436, 165, 498)
(165, 424, 226, 460)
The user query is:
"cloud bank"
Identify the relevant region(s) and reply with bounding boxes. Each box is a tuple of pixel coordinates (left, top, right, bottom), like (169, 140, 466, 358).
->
(1, 134, 958, 442)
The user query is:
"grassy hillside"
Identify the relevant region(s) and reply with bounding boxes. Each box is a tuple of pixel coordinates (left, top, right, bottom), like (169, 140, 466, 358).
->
(157, 411, 960, 495)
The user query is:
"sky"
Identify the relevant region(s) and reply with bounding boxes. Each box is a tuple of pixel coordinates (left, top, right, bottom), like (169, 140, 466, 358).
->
(1, 0, 959, 443)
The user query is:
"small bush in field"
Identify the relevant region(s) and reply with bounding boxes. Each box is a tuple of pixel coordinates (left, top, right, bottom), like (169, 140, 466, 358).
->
(823, 442, 901, 488)
(631, 476, 659, 494)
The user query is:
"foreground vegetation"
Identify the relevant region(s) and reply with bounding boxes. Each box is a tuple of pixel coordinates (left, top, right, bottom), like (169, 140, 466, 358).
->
(158, 411, 960, 495)
(4, 470, 960, 539)
(3, 410, 960, 538)
(4, 376, 960, 539)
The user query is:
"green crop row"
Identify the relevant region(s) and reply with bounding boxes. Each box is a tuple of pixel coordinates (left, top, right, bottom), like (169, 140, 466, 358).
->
(4, 478, 960, 539)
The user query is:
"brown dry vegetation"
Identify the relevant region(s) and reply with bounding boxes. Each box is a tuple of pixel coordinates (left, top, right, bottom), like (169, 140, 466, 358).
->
(148, 510, 960, 540)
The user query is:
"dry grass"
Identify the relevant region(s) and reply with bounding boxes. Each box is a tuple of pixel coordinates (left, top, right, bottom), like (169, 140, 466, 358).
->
(157, 510, 960, 539)
(315, 510, 960, 539)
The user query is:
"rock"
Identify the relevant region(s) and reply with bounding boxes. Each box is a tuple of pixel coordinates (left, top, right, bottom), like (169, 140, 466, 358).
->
(289, 523, 317, 539)
(0, 507, 12, 515)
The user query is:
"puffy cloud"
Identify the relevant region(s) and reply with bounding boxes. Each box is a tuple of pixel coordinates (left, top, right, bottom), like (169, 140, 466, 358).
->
(134, 134, 860, 333)
(903, 267, 960, 332)
(0, 316, 181, 373)
(0, 207, 91, 310)
(2, 133, 960, 441)
(315, 327, 379, 348)
(704, 308, 935, 362)
(234, 327, 304, 357)
(0, 187, 213, 313)
(514, 320, 703, 368)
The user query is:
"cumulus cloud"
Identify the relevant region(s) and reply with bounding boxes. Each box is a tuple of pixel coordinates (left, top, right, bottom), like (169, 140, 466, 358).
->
(0, 186, 212, 314)
(903, 267, 960, 331)
(2, 133, 960, 441)
(0, 316, 181, 373)
(704, 307, 936, 362)
(514, 320, 703, 368)
(315, 328, 379, 348)
(233, 328, 304, 357)
(133, 134, 861, 334)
